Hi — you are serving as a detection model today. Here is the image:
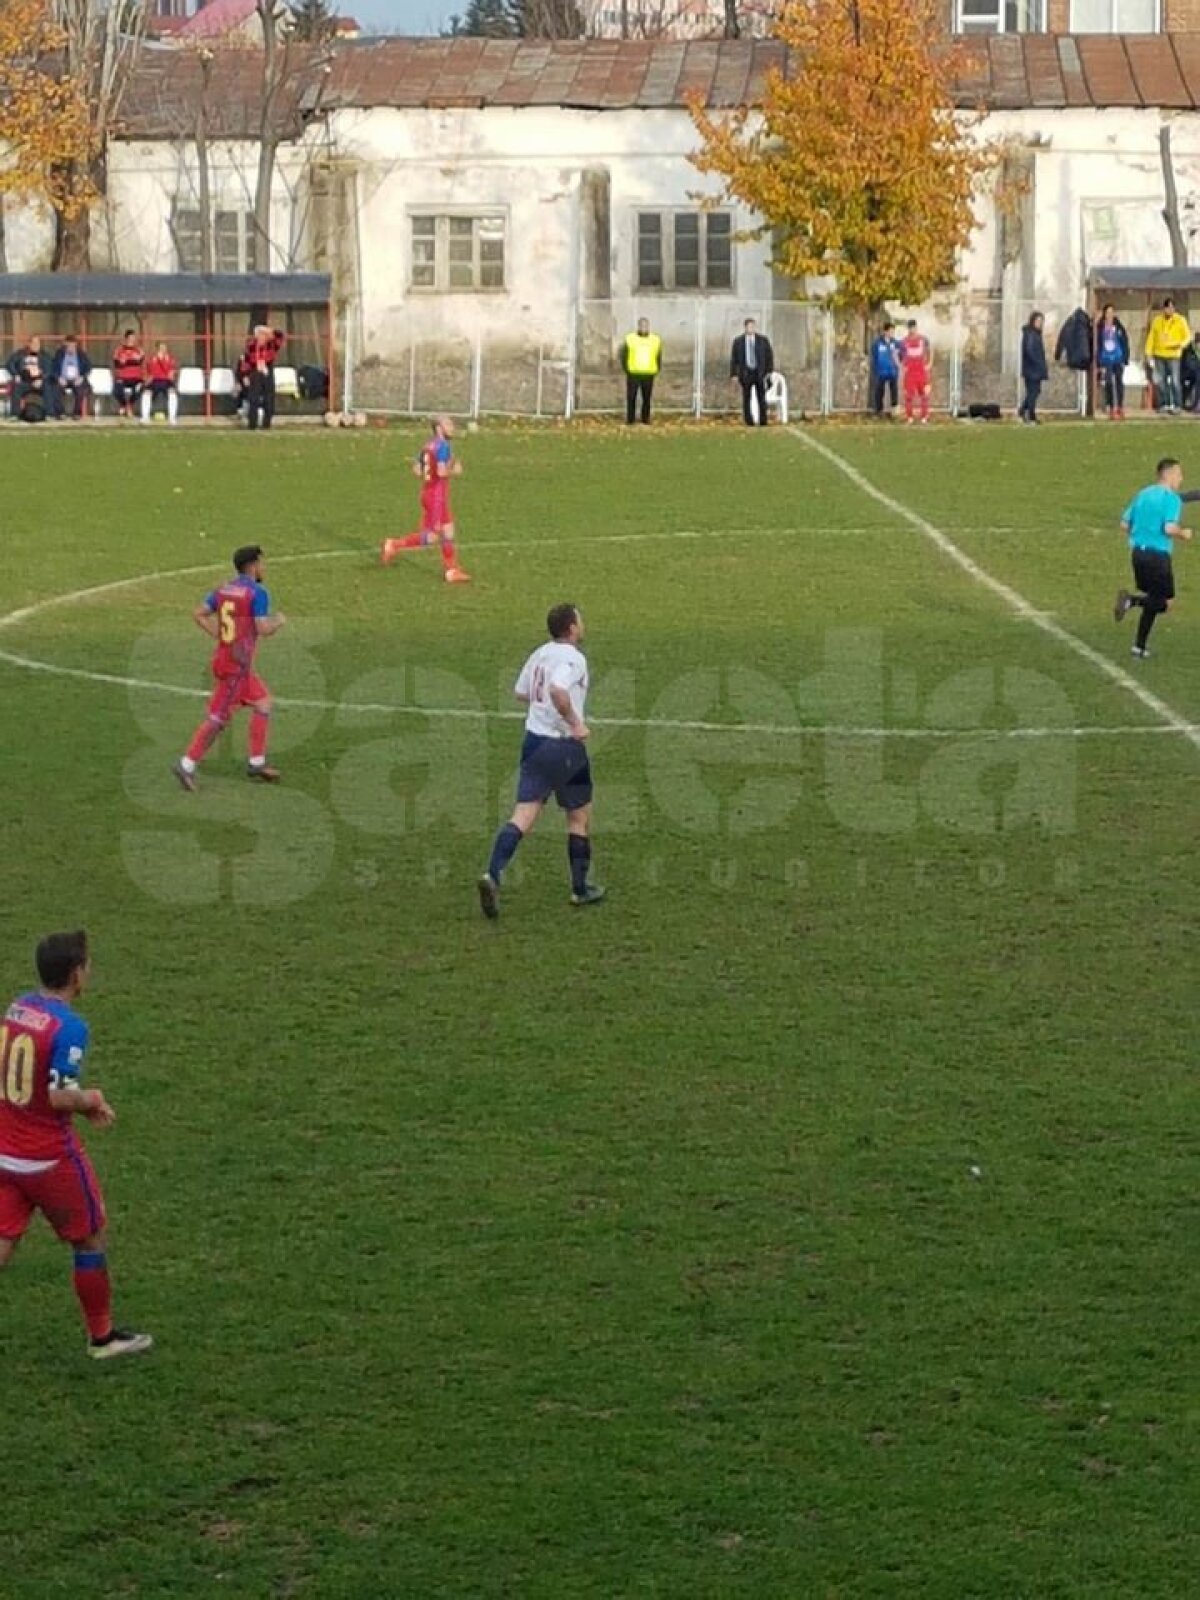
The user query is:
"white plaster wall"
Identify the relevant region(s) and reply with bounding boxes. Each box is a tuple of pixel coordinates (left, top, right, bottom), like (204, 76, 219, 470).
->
(324, 105, 771, 360)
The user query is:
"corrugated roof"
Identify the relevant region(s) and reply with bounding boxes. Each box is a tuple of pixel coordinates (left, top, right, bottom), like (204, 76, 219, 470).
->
(0, 273, 331, 309)
(114, 34, 1200, 136)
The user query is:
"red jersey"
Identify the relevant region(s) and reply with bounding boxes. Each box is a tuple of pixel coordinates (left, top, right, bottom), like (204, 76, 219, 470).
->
(148, 352, 177, 384)
(203, 574, 270, 676)
(0, 994, 89, 1164)
(419, 435, 453, 487)
(245, 330, 285, 372)
(113, 342, 145, 382)
(901, 333, 930, 374)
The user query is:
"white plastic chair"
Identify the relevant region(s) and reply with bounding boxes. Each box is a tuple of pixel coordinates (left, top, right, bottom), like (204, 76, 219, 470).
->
(208, 367, 237, 397)
(749, 370, 789, 426)
(273, 364, 299, 399)
(178, 367, 205, 397)
(89, 368, 113, 416)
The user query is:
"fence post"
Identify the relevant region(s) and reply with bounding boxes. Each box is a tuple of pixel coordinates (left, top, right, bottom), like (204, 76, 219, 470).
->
(342, 301, 353, 416)
(821, 308, 834, 417)
(471, 328, 483, 419)
(949, 299, 963, 417)
(694, 300, 705, 418)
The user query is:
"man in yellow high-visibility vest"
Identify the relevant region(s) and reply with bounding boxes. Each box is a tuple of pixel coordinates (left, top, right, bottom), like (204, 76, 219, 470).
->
(620, 318, 662, 425)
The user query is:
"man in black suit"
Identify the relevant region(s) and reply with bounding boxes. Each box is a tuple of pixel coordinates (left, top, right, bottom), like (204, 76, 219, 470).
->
(730, 317, 774, 427)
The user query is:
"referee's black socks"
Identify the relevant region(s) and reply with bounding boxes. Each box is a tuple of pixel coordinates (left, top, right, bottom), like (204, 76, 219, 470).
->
(568, 835, 591, 895)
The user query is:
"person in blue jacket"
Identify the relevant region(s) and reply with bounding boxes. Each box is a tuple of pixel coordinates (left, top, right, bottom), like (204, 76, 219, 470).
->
(1094, 303, 1130, 421)
(1018, 311, 1048, 425)
(869, 320, 902, 419)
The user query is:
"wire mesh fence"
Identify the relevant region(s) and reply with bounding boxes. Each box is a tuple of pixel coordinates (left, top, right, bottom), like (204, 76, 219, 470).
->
(345, 294, 1098, 421)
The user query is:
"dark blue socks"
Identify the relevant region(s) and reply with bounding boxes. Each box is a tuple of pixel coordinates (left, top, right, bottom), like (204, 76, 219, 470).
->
(488, 822, 524, 884)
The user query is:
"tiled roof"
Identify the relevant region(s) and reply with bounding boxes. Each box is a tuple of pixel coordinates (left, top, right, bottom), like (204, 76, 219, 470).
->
(176, 0, 257, 38)
(116, 34, 1200, 138)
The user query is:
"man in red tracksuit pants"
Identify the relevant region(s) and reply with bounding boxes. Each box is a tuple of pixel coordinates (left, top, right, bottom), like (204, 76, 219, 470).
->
(900, 319, 931, 425)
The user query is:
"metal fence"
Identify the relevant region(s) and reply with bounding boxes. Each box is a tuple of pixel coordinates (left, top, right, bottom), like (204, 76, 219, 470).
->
(344, 294, 1100, 421)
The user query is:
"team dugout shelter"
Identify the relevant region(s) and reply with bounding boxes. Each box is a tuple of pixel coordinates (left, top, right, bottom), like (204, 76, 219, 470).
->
(1086, 266, 1200, 412)
(0, 272, 333, 419)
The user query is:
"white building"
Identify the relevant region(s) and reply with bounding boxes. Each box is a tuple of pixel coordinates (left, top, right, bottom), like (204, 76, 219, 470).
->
(5, 36, 1200, 412)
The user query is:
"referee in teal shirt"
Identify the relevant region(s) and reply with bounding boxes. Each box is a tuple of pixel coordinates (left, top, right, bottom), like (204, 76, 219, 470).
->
(1115, 456, 1194, 658)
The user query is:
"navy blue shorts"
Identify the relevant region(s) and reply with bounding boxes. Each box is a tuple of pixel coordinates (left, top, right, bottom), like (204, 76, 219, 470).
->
(516, 732, 593, 811)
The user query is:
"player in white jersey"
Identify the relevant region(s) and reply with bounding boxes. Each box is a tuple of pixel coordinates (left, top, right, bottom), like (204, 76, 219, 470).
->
(478, 603, 605, 919)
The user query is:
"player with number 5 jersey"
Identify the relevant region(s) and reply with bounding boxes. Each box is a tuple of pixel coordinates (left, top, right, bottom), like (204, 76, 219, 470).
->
(478, 603, 604, 919)
(174, 543, 287, 790)
(0, 930, 152, 1360)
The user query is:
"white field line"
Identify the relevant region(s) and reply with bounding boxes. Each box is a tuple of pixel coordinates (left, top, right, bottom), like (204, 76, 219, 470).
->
(1, 537, 1197, 741)
(791, 428, 1200, 753)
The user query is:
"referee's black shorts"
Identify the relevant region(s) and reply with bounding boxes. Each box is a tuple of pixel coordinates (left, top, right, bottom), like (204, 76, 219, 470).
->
(1132, 547, 1175, 604)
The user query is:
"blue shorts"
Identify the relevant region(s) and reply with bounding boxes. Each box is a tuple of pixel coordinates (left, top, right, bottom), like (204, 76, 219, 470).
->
(516, 732, 593, 811)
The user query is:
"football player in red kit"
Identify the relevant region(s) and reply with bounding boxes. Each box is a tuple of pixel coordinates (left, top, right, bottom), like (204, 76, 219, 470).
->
(0, 930, 152, 1360)
(173, 543, 287, 791)
(900, 319, 932, 425)
(380, 416, 472, 583)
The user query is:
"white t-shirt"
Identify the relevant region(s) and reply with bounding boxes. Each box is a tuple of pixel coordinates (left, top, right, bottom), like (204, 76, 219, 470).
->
(516, 640, 588, 738)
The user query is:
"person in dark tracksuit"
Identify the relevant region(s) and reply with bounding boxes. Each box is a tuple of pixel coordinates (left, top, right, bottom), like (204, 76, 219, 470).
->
(1018, 311, 1048, 425)
(1095, 304, 1130, 420)
(869, 321, 902, 419)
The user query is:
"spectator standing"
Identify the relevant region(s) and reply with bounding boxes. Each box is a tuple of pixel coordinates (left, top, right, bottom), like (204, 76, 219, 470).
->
(7, 335, 51, 422)
(141, 342, 179, 424)
(620, 317, 662, 426)
(244, 324, 285, 432)
(1054, 306, 1094, 372)
(869, 321, 902, 419)
(899, 319, 931, 424)
(51, 336, 91, 419)
(730, 318, 773, 428)
(1095, 304, 1130, 421)
(1018, 312, 1048, 425)
(1144, 297, 1189, 414)
(112, 329, 146, 419)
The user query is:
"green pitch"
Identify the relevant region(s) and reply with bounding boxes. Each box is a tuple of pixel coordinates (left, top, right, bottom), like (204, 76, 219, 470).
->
(2, 421, 1196, 1597)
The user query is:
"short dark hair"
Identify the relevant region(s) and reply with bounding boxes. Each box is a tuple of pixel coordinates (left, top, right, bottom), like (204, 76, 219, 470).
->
(882, 321, 894, 331)
(124, 327, 136, 339)
(546, 603, 579, 641)
(906, 319, 917, 329)
(36, 929, 88, 990)
(233, 544, 263, 573)
(1163, 298, 1175, 309)
(1157, 457, 1180, 476)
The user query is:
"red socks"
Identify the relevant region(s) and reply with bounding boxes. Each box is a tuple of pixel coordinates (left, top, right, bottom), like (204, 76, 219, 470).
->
(249, 710, 269, 762)
(73, 1251, 113, 1341)
(440, 537, 457, 571)
(185, 718, 221, 764)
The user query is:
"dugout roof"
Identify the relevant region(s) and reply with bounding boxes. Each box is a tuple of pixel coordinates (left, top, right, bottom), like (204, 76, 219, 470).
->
(1087, 268, 1200, 294)
(0, 273, 332, 310)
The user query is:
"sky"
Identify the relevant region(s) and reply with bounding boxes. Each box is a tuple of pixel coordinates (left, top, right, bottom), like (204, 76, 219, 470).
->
(353, 0, 460, 33)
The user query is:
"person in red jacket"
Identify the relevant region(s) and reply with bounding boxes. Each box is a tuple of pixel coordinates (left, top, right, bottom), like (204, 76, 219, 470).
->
(111, 329, 146, 419)
(900, 319, 932, 425)
(244, 324, 285, 432)
(141, 341, 179, 424)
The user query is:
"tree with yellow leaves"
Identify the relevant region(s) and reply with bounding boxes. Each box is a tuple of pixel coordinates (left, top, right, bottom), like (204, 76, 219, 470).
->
(0, 0, 92, 235)
(690, 0, 994, 316)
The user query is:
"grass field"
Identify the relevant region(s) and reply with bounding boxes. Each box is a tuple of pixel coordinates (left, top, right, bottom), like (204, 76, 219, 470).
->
(2, 418, 1198, 1598)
